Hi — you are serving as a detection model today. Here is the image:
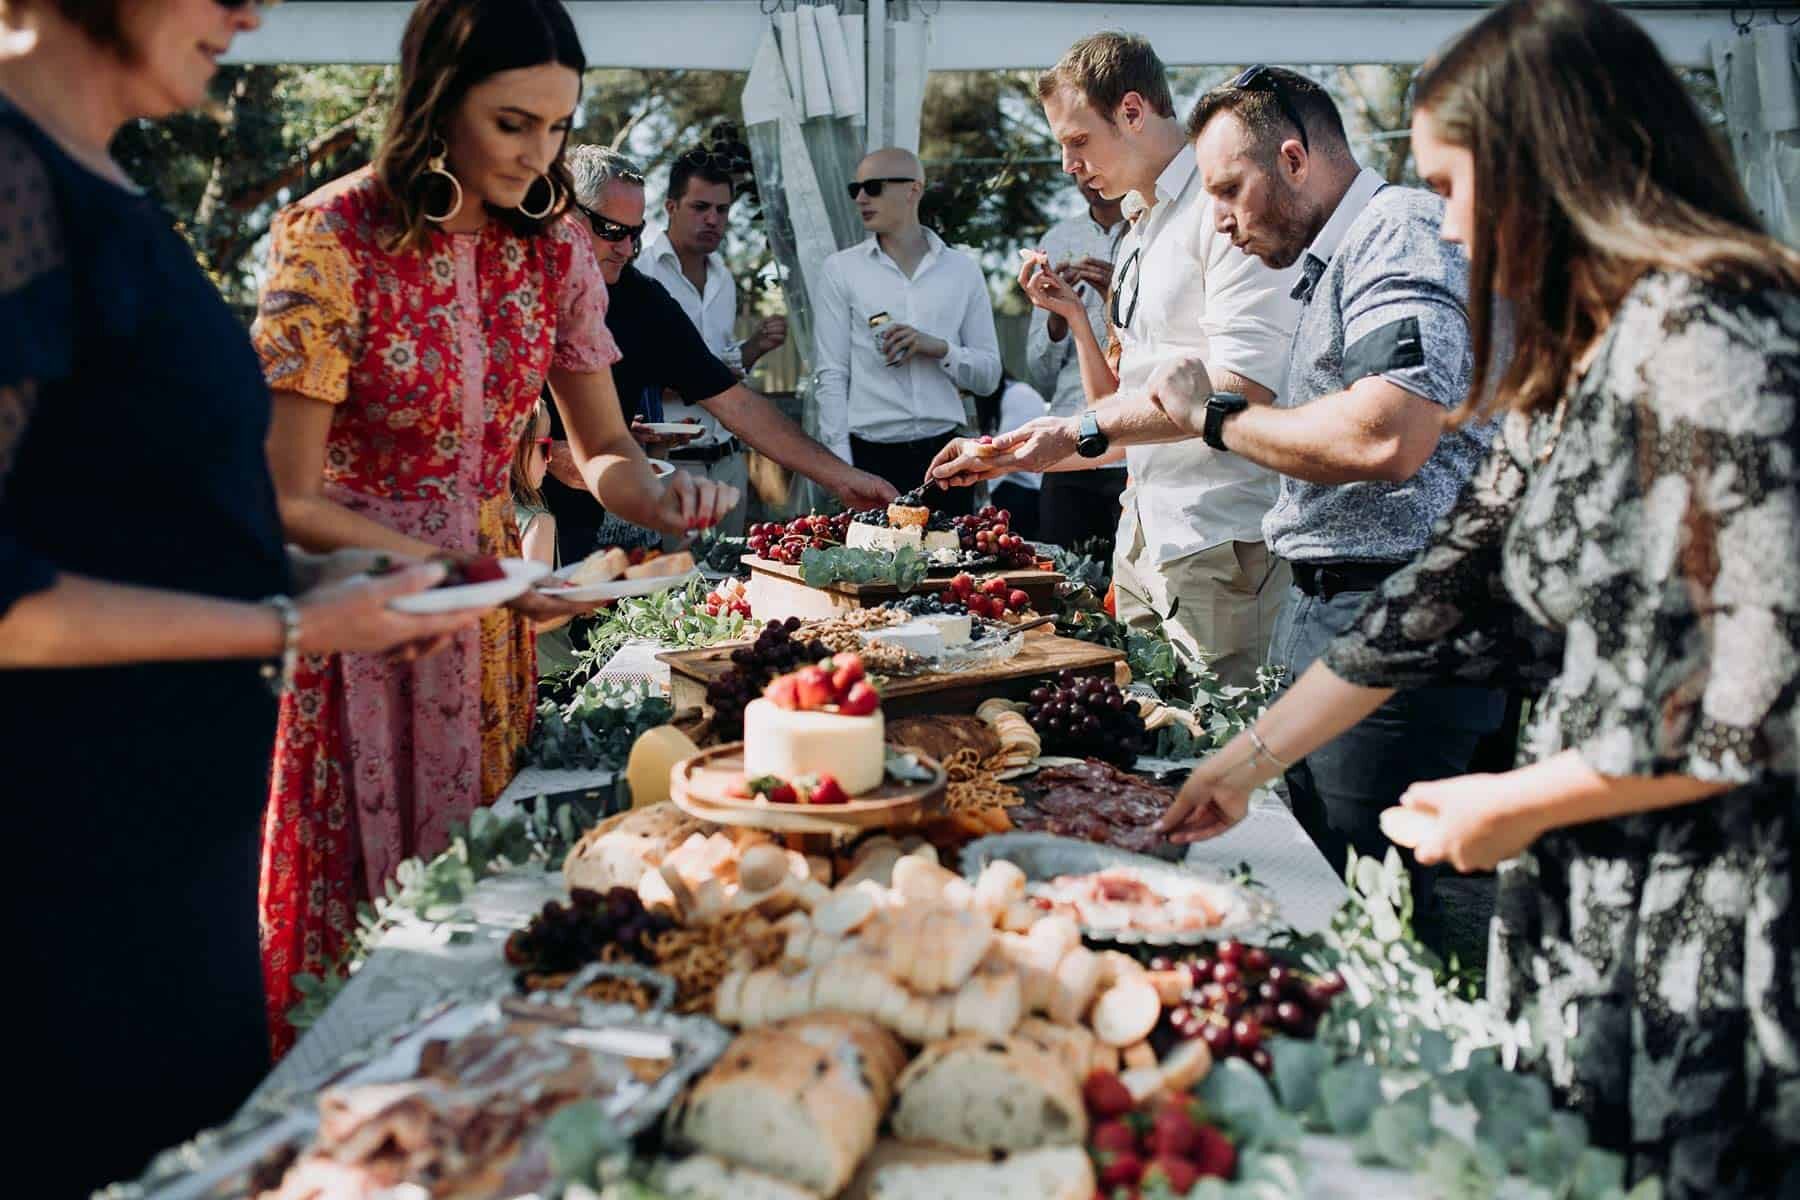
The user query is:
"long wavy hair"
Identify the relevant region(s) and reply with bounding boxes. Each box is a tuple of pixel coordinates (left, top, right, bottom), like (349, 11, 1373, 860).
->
(1413, 0, 1800, 424)
(373, 0, 585, 252)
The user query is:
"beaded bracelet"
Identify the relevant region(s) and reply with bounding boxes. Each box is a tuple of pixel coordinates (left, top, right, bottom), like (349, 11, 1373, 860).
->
(259, 595, 301, 696)
(1246, 724, 1292, 773)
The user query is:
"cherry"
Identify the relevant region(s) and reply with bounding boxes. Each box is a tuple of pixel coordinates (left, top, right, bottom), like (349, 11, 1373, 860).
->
(1211, 961, 1240, 986)
(1232, 1016, 1264, 1052)
(1244, 946, 1272, 972)
(1215, 940, 1244, 965)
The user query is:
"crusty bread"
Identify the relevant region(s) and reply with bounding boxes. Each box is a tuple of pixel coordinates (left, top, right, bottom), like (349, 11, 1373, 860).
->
(950, 970, 1022, 1040)
(624, 549, 696, 579)
(891, 1035, 1087, 1153)
(670, 1015, 902, 1195)
(661, 1154, 824, 1200)
(1047, 947, 1102, 1025)
(866, 1147, 1095, 1200)
(567, 546, 630, 586)
(562, 802, 714, 893)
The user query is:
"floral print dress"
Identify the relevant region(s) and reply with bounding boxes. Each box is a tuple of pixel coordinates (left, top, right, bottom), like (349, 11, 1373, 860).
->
(251, 171, 619, 1055)
(1323, 272, 1798, 1197)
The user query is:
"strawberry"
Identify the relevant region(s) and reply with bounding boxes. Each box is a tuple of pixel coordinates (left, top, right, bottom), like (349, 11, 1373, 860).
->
(809, 775, 849, 805)
(1142, 1156, 1200, 1193)
(766, 782, 798, 805)
(1090, 1119, 1137, 1155)
(461, 555, 507, 583)
(1082, 1070, 1135, 1120)
(838, 681, 881, 716)
(1148, 1103, 1201, 1158)
(1191, 1124, 1237, 1180)
(795, 666, 835, 710)
(982, 576, 1010, 596)
(765, 675, 801, 710)
(950, 573, 976, 596)
(1008, 589, 1032, 611)
(831, 653, 866, 690)
(725, 776, 753, 799)
(1096, 1150, 1145, 1189)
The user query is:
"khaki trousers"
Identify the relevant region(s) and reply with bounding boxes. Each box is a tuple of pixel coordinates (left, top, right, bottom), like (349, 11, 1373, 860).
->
(1112, 515, 1289, 688)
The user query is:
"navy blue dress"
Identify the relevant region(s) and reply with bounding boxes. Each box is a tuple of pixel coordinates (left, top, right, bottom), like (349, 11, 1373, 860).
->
(0, 102, 291, 1193)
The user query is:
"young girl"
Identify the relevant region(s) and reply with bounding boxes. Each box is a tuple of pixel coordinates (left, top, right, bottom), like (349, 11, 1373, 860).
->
(512, 398, 579, 678)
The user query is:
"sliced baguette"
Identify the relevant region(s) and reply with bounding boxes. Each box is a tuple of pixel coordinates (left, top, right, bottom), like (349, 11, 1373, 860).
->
(867, 1146, 1095, 1200)
(891, 1035, 1088, 1152)
(1090, 977, 1161, 1048)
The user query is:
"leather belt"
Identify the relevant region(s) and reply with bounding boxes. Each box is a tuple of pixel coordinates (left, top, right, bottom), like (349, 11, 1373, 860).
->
(1290, 559, 1406, 600)
(666, 438, 740, 465)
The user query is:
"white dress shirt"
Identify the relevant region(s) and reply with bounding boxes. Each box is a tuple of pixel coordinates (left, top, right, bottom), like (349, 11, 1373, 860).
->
(1113, 152, 1305, 566)
(641, 230, 743, 449)
(996, 378, 1049, 491)
(1025, 210, 1128, 422)
(812, 230, 1002, 462)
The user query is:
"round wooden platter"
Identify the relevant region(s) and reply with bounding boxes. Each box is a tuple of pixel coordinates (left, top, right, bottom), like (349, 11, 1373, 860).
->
(671, 742, 947, 834)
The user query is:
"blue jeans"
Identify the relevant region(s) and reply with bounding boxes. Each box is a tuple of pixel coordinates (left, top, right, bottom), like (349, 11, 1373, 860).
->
(1268, 584, 1506, 935)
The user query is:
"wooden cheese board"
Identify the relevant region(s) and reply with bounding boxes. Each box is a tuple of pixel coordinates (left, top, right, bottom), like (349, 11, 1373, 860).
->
(670, 743, 947, 835)
(660, 630, 1126, 720)
(743, 555, 1064, 623)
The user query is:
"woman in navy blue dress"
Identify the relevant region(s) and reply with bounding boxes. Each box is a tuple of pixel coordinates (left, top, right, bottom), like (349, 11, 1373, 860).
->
(0, 2, 481, 1191)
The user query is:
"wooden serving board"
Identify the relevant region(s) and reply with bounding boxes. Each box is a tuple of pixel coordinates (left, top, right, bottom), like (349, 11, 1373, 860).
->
(743, 555, 1064, 623)
(670, 742, 946, 835)
(660, 631, 1125, 720)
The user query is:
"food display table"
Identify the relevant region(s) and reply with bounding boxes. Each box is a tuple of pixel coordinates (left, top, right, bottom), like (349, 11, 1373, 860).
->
(743, 555, 1064, 621)
(230, 774, 1432, 1199)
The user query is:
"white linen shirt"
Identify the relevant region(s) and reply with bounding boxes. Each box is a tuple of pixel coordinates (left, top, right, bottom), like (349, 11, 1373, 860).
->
(1114, 152, 1305, 566)
(1024, 210, 1128, 420)
(812, 230, 1002, 462)
(641, 230, 741, 448)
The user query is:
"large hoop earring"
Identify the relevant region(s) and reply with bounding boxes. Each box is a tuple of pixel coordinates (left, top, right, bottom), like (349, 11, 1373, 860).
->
(518, 173, 560, 221)
(422, 137, 464, 224)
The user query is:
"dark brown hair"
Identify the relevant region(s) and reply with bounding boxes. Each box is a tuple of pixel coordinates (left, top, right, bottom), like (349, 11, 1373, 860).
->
(374, 0, 586, 252)
(1036, 32, 1175, 121)
(12, 0, 129, 56)
(1414, 0, 1800, 423)
(1185, 67, 1351, 163)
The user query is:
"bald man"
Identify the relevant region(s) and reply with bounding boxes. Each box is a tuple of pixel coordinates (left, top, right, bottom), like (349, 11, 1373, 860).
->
(811, 148, 1001, 513)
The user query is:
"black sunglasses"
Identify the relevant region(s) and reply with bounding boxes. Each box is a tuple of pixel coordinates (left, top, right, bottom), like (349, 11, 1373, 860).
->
(847, 177, 918, 200)
(1109, 247, 1142, 331)
(579, 205, 645, 246)
(679, 148, 741, 172)
(1231, 65, 1310, 153)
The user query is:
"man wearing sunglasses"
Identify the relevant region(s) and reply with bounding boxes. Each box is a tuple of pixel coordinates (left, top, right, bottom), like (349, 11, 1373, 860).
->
(812, 147, 1001, 513)
(937, 33, 1303, 687)
(640, 147, 791, 534)
(539, 146, 895, 562)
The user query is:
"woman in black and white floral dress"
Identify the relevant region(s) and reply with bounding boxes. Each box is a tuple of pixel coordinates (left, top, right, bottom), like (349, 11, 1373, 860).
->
(1158, 1, 1798, 1194)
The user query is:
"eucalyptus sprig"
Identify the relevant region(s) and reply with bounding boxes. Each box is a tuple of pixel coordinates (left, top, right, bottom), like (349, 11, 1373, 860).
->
(528, 678, 674, 772)
(798, 544, 930, 593)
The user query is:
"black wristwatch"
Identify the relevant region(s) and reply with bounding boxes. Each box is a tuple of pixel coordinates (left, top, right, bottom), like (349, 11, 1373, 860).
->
(1075, 409, 1110, 458)
(1202, 391, 1248, 452)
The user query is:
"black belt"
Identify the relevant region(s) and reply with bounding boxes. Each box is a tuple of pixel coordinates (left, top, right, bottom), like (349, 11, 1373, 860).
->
(666, 438, 740, 465)
(850, 430, 960, 453)
(1290, 559, 1406, 600)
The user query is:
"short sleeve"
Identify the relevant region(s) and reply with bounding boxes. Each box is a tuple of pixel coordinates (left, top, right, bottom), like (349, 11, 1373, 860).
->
(1545, 279, 1799, 785)
(1195, 217, 1303, 395)
(251, 207, 362, 405)
(1325, 429, 1561, 691)
(551, 217, 621, 373)
(0, 124, 71, 615)
(1338, 193, 1472, 410)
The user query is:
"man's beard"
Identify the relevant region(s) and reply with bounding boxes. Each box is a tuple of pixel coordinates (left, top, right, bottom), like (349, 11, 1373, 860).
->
(1260, 181, 1318, 270)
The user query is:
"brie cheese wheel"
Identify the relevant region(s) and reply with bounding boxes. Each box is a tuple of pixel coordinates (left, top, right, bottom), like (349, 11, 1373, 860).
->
(846, 523, 924, 554)
(743, 698, 885, 795)
(860, 619, 945, 659)
(914, 613, 972, 647)
(923, 530, 961, 553)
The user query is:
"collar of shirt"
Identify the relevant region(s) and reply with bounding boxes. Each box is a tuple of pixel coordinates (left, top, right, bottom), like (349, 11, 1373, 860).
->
(858, 227, 950, 276)
(1301, 167, 1387, 274)
(643, 230, 730, 305)
(1154, 150, 1196, 207)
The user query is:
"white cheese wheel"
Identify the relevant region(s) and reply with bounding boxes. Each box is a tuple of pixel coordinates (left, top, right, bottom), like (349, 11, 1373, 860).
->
(742, 699, 885, 796)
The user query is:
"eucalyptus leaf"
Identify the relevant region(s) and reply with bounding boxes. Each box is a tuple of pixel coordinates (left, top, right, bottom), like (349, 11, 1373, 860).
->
(1318, 1060, 1383, 1135)
(883, 749, 936, 784)
(1368, 1102, 1433, 1165)
(1197, 1058, 1283, 1144)
(1236, 1149, 1305, 1192)
(1568, 1148, 1628, 1199)
(1268, 1036, 1331, 1114)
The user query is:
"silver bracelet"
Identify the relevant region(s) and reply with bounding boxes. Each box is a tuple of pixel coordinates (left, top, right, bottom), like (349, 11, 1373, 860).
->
(259, 595, 302, 696)
(1246, 724, 1292, 773)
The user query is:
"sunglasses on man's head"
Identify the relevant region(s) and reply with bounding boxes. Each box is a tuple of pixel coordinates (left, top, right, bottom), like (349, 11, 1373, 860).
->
(847, 177, 918, 200)
(1231, 64, 1311, 153)
(679, 148, 741, 172)
(579, 206, 645, 246)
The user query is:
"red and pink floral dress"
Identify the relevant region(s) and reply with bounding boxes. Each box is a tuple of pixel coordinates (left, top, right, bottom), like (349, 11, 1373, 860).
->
(250, 171, 618, 1055)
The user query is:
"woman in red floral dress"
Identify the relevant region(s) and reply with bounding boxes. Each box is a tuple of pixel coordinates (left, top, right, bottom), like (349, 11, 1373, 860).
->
(251, 0, 738, 1054)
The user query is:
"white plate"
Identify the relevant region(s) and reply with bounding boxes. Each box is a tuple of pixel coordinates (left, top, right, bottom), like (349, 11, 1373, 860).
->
(649, 458, 677, 478)
(387, 557, 548, 614)
(639, 422, 705, 437)
(536, 564, 699, 603)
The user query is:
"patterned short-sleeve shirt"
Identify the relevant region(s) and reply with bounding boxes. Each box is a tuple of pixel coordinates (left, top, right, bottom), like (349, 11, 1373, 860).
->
(1261, 169, 1495, 564)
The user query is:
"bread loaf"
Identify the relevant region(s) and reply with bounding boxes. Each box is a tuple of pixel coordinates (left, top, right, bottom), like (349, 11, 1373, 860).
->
(661, 1154, 823, 1200)
(891, 1035, 1087, 1153)
(867, 1147, 1095, 1200)
(670, 1015, 902, 1195)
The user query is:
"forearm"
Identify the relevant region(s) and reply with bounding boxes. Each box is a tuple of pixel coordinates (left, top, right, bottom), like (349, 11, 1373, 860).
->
(706, 388, 848, 486)
(1503, 752, 1730, 838)
(1218, 381, 1443, 485)
(1209, 660, 1395, 790)
(0, 574, 281, 668)
(575, 434, 670, 530)
(1070, 318, 1119, 408)
(279, 492, 442, 559)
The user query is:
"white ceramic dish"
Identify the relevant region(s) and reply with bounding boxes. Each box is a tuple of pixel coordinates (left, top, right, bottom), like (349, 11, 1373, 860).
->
(639, 423, 704, 437)
(648, 458, 677, 478)
(387, 557, 548, 614)
(536, 564, 699, 603)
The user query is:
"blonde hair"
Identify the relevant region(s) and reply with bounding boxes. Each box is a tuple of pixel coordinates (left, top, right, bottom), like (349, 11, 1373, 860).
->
(1036, 32, 1175, 121)
(510, 396, 552, 509)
